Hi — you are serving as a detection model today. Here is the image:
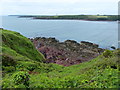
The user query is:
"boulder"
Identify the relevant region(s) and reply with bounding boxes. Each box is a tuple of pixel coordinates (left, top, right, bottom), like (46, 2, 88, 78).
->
(81, 41, 99, 48)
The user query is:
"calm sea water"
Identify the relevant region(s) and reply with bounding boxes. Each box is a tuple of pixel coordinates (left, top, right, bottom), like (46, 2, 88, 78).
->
(1, 16, 118, 49)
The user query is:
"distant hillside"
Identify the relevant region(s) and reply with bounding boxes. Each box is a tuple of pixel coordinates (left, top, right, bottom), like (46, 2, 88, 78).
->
(1, 29, 120, 88)
(19, 15, 119, 21)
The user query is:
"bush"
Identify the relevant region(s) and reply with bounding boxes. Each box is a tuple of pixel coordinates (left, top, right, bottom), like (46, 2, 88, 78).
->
(13, 71, 30, 88)
(16, 61, 37, 71)
(3, 66, 15, 72)
(102, 50, 113, 58)
(27, 65, 36, 71)
(115, 50, 120, 56)
(2, 54, 17, 66)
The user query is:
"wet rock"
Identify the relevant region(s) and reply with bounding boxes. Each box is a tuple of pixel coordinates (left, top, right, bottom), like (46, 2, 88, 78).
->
(111, 46, 116, 49)
(81, 41, 99, 48)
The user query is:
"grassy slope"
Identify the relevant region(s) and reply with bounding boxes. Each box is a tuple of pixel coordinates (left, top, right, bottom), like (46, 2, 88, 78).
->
(1, 29, 45, 62)
(1, 29, 45, 77)
(28, 51, 119, 88)
(1, 29, 120, 88)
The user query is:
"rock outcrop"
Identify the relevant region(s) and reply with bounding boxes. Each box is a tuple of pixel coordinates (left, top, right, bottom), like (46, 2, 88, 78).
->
(31, 37, 104, 66)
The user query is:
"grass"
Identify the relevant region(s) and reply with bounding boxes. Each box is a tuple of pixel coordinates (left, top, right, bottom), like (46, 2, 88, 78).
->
(1, 29, 45, 62)
(2, 52, 119, 88)
(1, 29, 120, 88)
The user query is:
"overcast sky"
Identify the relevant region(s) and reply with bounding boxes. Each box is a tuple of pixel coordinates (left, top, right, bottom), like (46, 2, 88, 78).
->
(0, 0, 119, 15)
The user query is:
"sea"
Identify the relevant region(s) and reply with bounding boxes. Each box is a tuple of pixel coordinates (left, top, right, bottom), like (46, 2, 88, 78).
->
(1, 16, 119, 49)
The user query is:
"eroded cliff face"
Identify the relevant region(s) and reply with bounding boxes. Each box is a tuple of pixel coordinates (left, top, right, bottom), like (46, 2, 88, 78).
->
(31, 37, 104, 66)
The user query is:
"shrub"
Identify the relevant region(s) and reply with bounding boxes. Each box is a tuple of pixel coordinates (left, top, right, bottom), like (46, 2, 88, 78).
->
(102, 50, 113, 58)
(27, 65, 36, 71)
(13, 71, 30, 88)
(115, 50, 120, 56)
(2, 54, 16, 66)
(3, 66, 15, 72)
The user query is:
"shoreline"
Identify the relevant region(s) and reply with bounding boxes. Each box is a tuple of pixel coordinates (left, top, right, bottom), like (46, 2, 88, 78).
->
(31, 37, 105, 66)
(18, 16, 118, 22)
(29, 37, 117, 50)
(18, 15, 118, 22)
(32, 18, 118, 22)
(30, 37, 117, 66)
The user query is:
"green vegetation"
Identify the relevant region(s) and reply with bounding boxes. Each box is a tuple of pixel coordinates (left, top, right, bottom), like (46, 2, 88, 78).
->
(1, 29, 120, 88)
(102, 50, 113, 58)
(1, 28, 45, 84)
(19, 15, 119, 21)
(13, 71, 29, 88)
(2, 29, 45, 62)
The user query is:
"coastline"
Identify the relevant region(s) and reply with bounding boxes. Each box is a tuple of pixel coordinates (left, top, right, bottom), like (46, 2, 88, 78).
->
(19, 17, 118, 22)
(2, 29, 119, 88)
(30, 37, 118, 66)
(32, 18, 118, 22)
(31, 37, 105, 66)
(18, 15, 118, 22)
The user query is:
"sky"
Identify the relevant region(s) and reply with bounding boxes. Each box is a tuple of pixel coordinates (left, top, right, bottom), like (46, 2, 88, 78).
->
(0, 0, 119, 15)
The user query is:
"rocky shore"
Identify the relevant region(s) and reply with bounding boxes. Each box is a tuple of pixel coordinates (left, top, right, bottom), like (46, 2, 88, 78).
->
(30, 37, 104, 66)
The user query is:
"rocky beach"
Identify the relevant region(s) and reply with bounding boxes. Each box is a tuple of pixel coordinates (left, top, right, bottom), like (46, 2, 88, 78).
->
(31, 37, 104, 66)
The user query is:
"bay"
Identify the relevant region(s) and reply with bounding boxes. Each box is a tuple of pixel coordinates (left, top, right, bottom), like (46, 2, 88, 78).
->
(1, 16, 118, 49)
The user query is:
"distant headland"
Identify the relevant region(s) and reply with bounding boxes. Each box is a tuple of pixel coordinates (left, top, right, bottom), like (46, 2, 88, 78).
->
(17, 15, 119, 21)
